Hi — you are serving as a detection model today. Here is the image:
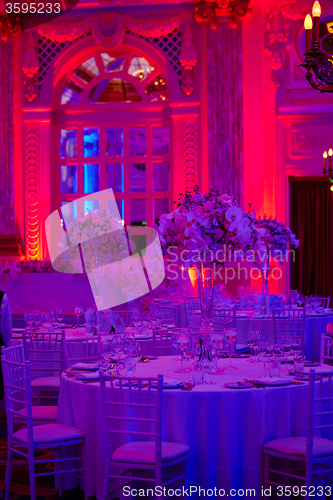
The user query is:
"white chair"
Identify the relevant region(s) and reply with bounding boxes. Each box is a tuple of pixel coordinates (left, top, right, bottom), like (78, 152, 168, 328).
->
(320, 335, 333, 365)
(1, 355, 87, 500)
(212, 309, 236, 331)
(99, 373, 190, 500)
(263, 370, 333, 492)
(22, 330, 65, 402)
(63, 337, 99, 369)
(2, 345, 57, 424)
(272, 308, 305, 344)
(152, 328, 177, 356)
(159, 305, 178, 327)
(184, 297, 200, 326)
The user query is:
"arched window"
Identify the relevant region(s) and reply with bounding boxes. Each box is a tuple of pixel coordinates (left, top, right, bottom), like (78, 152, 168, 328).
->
(56, 47, 171, 227)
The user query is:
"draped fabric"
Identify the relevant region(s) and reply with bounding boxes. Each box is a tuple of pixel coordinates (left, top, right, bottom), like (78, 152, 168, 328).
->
(290, 179, 332, 298)
(206, 23, 244, 205)
(0, 38, 15, 235)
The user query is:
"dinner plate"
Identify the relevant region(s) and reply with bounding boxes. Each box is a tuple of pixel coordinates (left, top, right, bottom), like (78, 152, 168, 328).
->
(74, 371, 99, 381)
(151, 378, 184, 389)
(224, 382, 253, 389)
(254, 377, 292, 386)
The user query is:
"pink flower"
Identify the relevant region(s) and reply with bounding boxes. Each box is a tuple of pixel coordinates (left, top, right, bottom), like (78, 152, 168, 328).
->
(225, 207, 243, 222)
(203, 201, 213, 212)
(184, 226, 202, 240)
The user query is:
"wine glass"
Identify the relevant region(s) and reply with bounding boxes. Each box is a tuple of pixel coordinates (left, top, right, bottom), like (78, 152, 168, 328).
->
(24, 312, 33, 331)
(246, 330, 256, 362)
(99, 340, 113, 372)
(174, 329, 191, 373)
(32, 310, 41, 330)
(56, 308, 65, 328)
(110, 334, 124, 374)
(131, 307, 141, 329)
(73, 306, 83, 329)
(258, 341, 270, 376)
(125, 341, 141, 376)
(271, 344, 283, 377)
(290, 337, 302, 361)
(251, 331, 260, 363)
(209, 332, 224, 375)
(225, 327, 238, 370)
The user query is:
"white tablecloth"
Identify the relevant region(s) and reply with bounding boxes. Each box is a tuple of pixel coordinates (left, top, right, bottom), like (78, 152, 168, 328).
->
(57, 356, 333, 499)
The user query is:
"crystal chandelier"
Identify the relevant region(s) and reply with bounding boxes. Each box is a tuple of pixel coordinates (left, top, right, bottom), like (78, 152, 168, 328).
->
(301, 1, 333, 92)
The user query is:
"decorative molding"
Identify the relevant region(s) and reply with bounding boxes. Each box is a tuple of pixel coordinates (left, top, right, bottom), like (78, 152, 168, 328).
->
(180, 24, 198, 96)
(265, 0, 307, 88)
(22, 34, 39, 102)
(25, 126, 40, 260)
(194, 0, 251, 30)
(0, 14, 20, 41)
(184, 120, 198, 191)
(37, 12, 189, 46)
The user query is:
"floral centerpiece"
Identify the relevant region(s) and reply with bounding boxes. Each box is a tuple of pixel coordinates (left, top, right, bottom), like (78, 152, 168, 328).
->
(0, 259, 55, 282)
(156, 186, 265, 268)
(253, 217, 299, 290)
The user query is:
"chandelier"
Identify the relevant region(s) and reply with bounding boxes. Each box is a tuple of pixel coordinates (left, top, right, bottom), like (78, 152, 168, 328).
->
(301, 1, 333, 92)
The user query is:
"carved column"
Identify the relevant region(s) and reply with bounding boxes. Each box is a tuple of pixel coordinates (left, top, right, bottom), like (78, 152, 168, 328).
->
(206, 23, 244, 203)
(25, 124, 40, 260)
(184, 119, 198, 191)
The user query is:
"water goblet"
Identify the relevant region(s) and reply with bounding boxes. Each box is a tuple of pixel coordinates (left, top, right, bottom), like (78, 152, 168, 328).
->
(174, 329, 191, 373)
(225, 327, 238, 370)
(56, 308, 65, 328)
(110, 334, 125, 374)
(258, 341, 270, 376)
(251, 331, 260, 363)
(271, 344, 283, 377)
(296, 293, 304, 308)
(209, 333, 224, 375)
(126, 341, 141, 376)
(294, 351, 305, 376)
(246, 330, 257, 362)
(99, 340, 112, 372)
(73, 306, 83, 329)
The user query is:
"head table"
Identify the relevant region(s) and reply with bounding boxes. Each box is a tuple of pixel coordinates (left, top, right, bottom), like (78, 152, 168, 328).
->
(56, 356, 333, 499)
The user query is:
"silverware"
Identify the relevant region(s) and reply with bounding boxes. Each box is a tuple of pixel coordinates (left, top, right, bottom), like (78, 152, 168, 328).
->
(244, 379, 264, 389)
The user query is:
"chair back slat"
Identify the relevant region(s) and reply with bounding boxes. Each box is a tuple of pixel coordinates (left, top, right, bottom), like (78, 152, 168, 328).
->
(184, 297, 200, 327)
(320, 335, 333, 365)
(22, 330, 65, 378)
(212, 309, 236, 330)
(272, 308, 305, 344)
(152, 328, 177, 356)
(100, 373, 163, 464)
(63, 337, 99, 368)
(159, 306, 178, 326)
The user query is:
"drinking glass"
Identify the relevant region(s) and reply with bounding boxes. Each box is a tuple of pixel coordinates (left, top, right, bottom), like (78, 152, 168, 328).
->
(192, 361, 204, 385)
(225, 328, 238, 370)
(32, 310, 41, 330)
(126, 341, 141, 376)
(73, 306, 83, 329)
(258, 341, 270, 376)
(290, 337, 302, 359)
(281, 337, 291, 365)
(174, 329, 191, 373)
(110, 334, 125, 374)
(246, 330, 257, 362)
(251, 331, 260, 363)
(209, 333, 224, 375)
(24, 312, 33, 331)
(131, 307, 142, 328)
(56, 308, 65, 328)
(270, 344, 283, 377)
(294, 351, 305, 375)
(99, 340, 113, 372)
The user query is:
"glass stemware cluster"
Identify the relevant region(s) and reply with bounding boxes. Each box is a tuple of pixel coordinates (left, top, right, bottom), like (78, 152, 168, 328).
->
(100, 334, 141, 376)
(255, 336, 304, 377)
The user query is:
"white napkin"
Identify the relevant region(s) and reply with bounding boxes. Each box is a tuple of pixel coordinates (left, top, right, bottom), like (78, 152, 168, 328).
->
(152, 378, 183, 388)
(71, 362, 99, 371)
(74, 371, 99, 380)
(256, 377, 290, 386)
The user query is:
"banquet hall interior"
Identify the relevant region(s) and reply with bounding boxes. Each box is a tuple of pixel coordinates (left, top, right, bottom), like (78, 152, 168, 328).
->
(2, 0, 333, 498)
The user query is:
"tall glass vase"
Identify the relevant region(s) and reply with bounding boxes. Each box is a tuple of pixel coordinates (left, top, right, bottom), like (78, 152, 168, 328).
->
(90, 256, 104, 310)
(261, 258, 270, 295)
(196, 262, 215, 369)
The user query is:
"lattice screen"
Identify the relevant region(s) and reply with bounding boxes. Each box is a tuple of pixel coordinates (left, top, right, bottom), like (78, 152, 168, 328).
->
(37, 28, 182, 95)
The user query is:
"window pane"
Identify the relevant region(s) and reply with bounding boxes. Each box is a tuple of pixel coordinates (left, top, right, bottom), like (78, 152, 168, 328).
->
(61, 80, 83, 105)
(145, 75, 167, 102)
(60, 165, 77, 194)
(84, 164, 100, 194)
(60, 130, 77, 158)
(130, 163, 146, 192)
(107, 199, 124, 220)
(84, 200, 100, 213)
(128, 55, 154, 81)
(152, 126, 170, 155)
(101, 54, 125, 72)
(106, 128, 123, 157)
(131, 200, 146, 226)
(61, 200, 77, 229)
(129, 127, 146, 156)
(88, 79, 142, 103)
(107, 163, 124, 192)
(154, 199, 170, 223)
(74, 57, 99, 84)
(83, 128, 100, 158)
(153, 162, 170, 192)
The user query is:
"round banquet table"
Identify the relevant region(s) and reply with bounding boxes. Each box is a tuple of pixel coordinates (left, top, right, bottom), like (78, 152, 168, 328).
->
(56, 356, 333, 499)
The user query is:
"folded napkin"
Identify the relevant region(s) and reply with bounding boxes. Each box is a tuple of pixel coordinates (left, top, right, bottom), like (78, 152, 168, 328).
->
(71, 362, 99, 371)
(152, 378, 183, 388)
(74, 371, 99, 380)
(256, 377, 290, 386)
